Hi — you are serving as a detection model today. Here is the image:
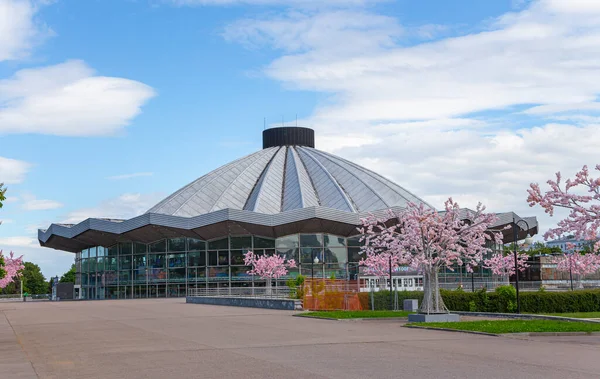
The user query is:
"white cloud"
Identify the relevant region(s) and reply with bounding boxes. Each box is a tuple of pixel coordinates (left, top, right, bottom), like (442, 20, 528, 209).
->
(21, 194, 63, 211)
(0, 0, 52, 62)
(0, 218, 14, 224)
(61, 192, 165, 224)
(106, 172, 154, 180)
(0, 60, 156, 136)
(169, 0, 374, 6)
(223, 0, 600, 239)
(0, 156, 31, 184)
(0, 235, 37, 248)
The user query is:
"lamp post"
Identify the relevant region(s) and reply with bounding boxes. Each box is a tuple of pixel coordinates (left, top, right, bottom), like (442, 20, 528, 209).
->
(512, 217, 530, 314)
(389, 255, 393, 310)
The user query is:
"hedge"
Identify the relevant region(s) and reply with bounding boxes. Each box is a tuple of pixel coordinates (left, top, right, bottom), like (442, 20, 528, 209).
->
(358, 288, 600, 314)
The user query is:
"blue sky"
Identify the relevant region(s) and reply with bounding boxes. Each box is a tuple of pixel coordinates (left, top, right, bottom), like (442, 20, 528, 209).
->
(1, 0, 600, 278)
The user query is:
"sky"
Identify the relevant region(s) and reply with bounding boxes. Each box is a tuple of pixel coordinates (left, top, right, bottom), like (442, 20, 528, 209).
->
(1, 0, 599, 278)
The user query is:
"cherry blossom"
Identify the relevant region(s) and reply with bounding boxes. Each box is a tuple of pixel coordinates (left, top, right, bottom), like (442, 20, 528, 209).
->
(527, 164, 600, 253)
(0, 251, 24, 289)
(243, 251, 296, 280)
(359, 198, 504, 314)
(553, 253, 600, 276)
(483, 252, 529, 276)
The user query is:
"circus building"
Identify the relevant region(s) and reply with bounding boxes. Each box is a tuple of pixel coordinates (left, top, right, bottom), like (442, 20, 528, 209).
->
(38, 127, 538, 299)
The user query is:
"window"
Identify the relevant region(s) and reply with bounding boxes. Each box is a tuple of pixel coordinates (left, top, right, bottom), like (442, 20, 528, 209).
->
(168, 238, 186, 252)
(324, 235, 345, 247)
(208, 238, 228, 250)
(88, 247, 97, 258)
(275, 235, 298, 249)
(149, 240, 166, 253)
(133, 255, 147, 269)
(188, 238, 206, 251)
(218, 251, 229, 266)
(168, 253, 186, 268)
(119, 255, 132, 270)
(108, 245, 119, 257)
(208, 251, 218, 266)
(230, 250, 246, 265)
(230, 236, 252, 250)
(254, 236, 276, 249)
(148, 254, 166, 268)
(301, 248, 322, 264)
(300, 234, 323, 247)
(188, 251, 205, 267)
(324, 247, 347, 264)
(120, 243, 133, 255)
(134, 243, 147, 255)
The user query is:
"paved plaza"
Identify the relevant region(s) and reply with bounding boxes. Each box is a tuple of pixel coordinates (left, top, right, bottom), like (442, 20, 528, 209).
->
(1, 299, 600, 378)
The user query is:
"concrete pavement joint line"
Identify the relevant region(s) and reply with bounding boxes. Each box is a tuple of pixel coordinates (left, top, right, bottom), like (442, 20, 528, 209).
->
(453, 311, 600, 323)
(1, 310, 41, 379)
(404, 325, 499, 337)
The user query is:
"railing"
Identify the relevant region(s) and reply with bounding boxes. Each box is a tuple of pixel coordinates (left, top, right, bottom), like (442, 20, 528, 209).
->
(187, 287, 293, 299)
(0, 294, 50, 301)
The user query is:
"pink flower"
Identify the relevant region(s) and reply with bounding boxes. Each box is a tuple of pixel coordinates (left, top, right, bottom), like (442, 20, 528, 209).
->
(243, 251, 296, 280)
(0, 251, 24, 288)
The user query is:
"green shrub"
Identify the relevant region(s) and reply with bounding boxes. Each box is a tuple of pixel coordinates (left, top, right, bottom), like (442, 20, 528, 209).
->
(361, 288, 600, 314)
(495, 285, 517, 313)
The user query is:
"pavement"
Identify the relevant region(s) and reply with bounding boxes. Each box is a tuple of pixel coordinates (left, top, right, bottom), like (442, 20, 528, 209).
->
(1, 299, 600, 379)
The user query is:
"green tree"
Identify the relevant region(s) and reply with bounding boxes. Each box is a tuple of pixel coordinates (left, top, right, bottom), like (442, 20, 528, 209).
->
(0, 183, 6, 209)
(21, 262, 48, 294)
(60, 264, 76, 283)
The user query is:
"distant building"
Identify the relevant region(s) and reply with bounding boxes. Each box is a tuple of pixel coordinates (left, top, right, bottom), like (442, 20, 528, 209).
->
(546, 236, 590, 253)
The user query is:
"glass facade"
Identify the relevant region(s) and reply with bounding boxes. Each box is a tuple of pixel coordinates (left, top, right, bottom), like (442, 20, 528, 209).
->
(76, 234, 353, 300)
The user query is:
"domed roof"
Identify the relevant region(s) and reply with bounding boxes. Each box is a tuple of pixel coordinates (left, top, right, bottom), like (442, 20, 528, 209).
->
(147, 133, 432, 217)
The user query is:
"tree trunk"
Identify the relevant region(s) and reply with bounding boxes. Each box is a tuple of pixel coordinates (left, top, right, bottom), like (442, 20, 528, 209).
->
(420, 267, 448, 314)
(266, 279, 272, 296)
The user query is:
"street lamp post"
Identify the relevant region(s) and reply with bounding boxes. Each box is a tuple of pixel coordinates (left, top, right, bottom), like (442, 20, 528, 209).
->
(512, 217, 530, 314)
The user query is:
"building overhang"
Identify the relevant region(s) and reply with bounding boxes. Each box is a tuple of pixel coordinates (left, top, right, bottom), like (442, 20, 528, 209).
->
(38, 207, 539, 253)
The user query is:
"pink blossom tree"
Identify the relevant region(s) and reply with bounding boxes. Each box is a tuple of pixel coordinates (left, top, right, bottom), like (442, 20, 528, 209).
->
(527, 164, 600, 253)
(553, 253, 600, 290)
(360, 198, 504, 314)
(0, 251, 25, 289)
(483, 251, 529, 277)
(359, 251, 405, 289)
(243, 251, 297, 295)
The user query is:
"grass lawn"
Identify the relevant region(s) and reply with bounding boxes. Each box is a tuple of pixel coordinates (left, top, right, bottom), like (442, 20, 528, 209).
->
(544, 312, 600, 319)
(407, 320, 600, 334)
(299, 310, 412, 319)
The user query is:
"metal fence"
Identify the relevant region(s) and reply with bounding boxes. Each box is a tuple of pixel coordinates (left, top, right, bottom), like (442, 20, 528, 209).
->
(0, 294, 50, 302)
(187, 286, 293, 299)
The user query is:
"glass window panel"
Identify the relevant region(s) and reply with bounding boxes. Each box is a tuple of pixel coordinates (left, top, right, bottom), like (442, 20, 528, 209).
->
(81, 258, 89, 273)
(149, 240, 166, 253)
(82, 249, 89, 259)
(188, 251, 205, 267)
(254, 236, 276, 249)
(96, 256, 105, 271)
(208, 251, 218, 266)
(188, 238, 206, 251)
(88, 247, 97, 258)
(230, 266, 251, 281)
(132, 268, 146, 284)
(301, 248, 323, 264)
(81, 274, 88, 285)
(187, 267, 197, 281)
(148, 254, 166, 268)
(97, 246, 107, 257)
(324, 235, 346, 247)
(275, 235, 298, 249)
(230, 236, 252, 250)
(208, 238, 228, 250)
(89, 273, 97, 286)
(134, 243, 147, 255)
(300, 234, 323, 247)
(230, 250, 246, 265)
(325, 263, 345, 279)
(348, 247, 362, 263)
(168, 253, 186, 268)
(108, 245, 119, 256)
(118, 255, 132, 270)
(119, 271, 131, 285)
(207, 267, 229, 280)
(197, 267, 206, 279)
(120, 243, 132, 255)
(133, 255, 147, 269)
(105, 257, 118, 271)
(347, 236, 363, 247)
(218, 251, 229, 266)
(148, 267, 167, 283)
(276, 248, 298, 262)
(88, 257, 98, 272)
(324, 247, 347, 264)
(104, 271, 118, 285)
(168, 237, 186, 252)
(168, 268, 186, 282)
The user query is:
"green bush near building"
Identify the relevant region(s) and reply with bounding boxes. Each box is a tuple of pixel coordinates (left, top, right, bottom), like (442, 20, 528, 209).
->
(359, 288, 600, 314)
